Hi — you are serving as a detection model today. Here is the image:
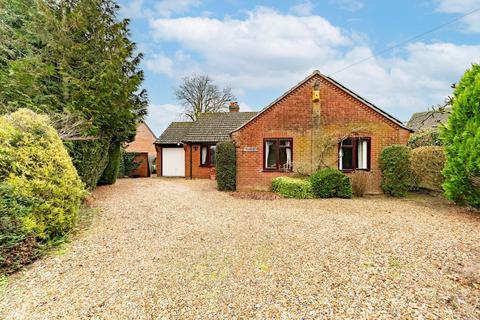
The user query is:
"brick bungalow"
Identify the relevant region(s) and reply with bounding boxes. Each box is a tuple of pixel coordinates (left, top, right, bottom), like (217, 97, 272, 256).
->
(156, 71, 412, 192)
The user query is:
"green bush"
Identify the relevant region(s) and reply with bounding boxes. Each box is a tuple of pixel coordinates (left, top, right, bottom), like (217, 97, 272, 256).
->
(0, 109, 85, 273)
(310, 168, 352, 198)
(271, 177, 313, 199)
(380, 145, 413, 197)
(411, 146, 445, 192)
(118, 151, 141, 178)
(408, 129, 443, 149)
(98, 142, 121, 185)
(441, 64, 480, 208)
(216, 141, 236, 191)
(65, 138, 110, 189)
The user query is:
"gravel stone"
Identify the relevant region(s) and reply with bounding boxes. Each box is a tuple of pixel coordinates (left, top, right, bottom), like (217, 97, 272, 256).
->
(0, 178, 479, 319)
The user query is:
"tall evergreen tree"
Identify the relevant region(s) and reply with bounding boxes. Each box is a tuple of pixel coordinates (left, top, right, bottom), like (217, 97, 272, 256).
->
(441, 64, 480, 208)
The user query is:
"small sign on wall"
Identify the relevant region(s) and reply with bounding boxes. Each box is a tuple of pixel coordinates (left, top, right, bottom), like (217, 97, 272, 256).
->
(243, 146, 258, 152)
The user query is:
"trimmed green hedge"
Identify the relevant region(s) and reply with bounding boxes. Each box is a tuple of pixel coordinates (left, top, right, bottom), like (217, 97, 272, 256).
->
(98, 142, 121, 185)
(408, 129, 443, 149)
(380, 145, 413, 197)
(271, 177, 313, 199)
(216, 141, 236, 191)
(0, 109, 85, 273)
(310, 168, 352, 198)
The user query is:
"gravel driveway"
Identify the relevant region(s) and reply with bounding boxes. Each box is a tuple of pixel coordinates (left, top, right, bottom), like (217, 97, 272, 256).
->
(1, 178, 479, 319)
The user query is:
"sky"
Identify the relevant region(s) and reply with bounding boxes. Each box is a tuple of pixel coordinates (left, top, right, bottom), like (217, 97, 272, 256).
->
(118, 0, 480, 136)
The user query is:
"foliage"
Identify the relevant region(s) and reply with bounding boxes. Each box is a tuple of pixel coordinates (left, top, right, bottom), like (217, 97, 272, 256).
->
(118, 151, 141, 178)
(0, 109, 85, 273)
(379, 145, 413, 197)
(65, 139, 110, 189)
(271, 177, 313, 199)
(350, 171, 371, 197)
(410, 146, 445, 192)
(98, 142, 121, 185)
(408, 129, 443, 149)
(216, 142, 236, 191)
(175, 74, 236, 121)
(0, 0, 148, 187)
(309, 168, 352, 198)
(441, 64, 480, 208)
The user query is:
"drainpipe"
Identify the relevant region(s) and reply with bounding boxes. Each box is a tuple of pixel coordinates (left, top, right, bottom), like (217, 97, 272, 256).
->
(189, 144, 193, 179)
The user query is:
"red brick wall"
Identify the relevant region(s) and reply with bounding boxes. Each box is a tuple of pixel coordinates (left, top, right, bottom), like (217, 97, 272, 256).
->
(232, 74, 411, 193)
(125, 123, 157, 157)
(130, 152, 150, 177)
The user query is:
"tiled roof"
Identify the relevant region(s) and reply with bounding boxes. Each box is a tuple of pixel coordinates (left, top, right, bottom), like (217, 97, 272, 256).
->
(182, 112, 258, 143)
(407, 108, 451, 132)
(155, 122, 193, 144)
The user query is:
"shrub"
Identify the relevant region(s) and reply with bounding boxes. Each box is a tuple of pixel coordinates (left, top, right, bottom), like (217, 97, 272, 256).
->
(380, 145, 413, 197)
(350, 171, 371, 197)
(310, 168, 352, 198)
(118, 151, 140, 178)
(441, 64, 480, 208)
(0, 109, 85, 273)
(411, 146, 445, 192)
(216, 141, 236, 191)
(271, 177, 313, 199)
(65, 138, 110, 189)
(408, 129, 443, 149)
(98, 142, 121, 185)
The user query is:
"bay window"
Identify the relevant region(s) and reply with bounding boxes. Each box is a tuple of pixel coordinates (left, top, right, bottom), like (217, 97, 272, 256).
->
(339, 137, 371, 171)
(264, 138, 292, 171)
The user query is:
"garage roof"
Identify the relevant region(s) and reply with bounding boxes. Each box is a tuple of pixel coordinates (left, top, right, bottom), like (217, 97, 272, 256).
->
(155, 122, 193, 145)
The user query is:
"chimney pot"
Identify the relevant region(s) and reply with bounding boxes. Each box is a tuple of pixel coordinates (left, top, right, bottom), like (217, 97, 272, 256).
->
(229, 101, 239, 112)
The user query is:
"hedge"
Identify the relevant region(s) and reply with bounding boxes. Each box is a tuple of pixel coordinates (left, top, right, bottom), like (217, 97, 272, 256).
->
(65, 138, 110, 189)
(380, 145, 413, 197)
(411, 146, 445, 192)
(98, 142, 121, 185)
(118, 150, 140, 178)
(407, 129, 443, 149)
(0, 109, 85, 273)
(271, 177, 313, 199)
(310, 168, 352, 198)
(216, 141, 236, 191)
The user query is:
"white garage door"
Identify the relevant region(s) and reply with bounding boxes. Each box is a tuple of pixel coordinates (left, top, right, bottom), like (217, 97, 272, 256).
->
(162, 148, 185, 177)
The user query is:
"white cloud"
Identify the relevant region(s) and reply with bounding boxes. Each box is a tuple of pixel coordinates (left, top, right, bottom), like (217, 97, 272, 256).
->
(154, 0, 201, 18)
(436, 0, 480, 32)
(290, 1, 315, 16)
(146, 103, 187, 134)
(146, 7, 480, 123)
(330, 0, 364, 12)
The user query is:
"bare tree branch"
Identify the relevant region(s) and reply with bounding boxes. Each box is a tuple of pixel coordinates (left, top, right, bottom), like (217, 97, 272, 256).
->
(175, 74, 236, 121)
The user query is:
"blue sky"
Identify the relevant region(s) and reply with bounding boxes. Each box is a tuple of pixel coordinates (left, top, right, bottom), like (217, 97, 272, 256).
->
(118, 0, 480, 135)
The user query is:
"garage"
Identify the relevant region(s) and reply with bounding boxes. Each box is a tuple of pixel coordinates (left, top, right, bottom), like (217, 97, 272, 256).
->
(162, 147, 185, 177)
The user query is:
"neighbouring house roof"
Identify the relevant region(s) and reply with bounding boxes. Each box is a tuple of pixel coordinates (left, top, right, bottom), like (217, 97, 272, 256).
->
(407, 108, 451, 132)
(231, 70, 413, 133)
(155, 122, 193, 144)
(182, 112, 258, 143)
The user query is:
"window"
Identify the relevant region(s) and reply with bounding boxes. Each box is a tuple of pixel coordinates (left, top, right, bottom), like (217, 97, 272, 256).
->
(201, 145, 216, 166)
(264, 139, 293, 171)
(339, 137, 370, 171)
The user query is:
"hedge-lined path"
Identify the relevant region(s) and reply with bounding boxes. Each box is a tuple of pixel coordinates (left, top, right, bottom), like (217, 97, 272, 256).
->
(1, 178, 479, 319)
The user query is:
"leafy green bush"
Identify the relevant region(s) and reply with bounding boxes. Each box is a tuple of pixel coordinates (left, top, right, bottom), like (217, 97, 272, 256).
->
(0, 109, 85, 273)
(65, 139, 110, 189)
(380, 145, 413, 197)
(310, 168, 352, 198)
(216, 141, 236, 191)
(271, 177, 313, 199)
(408, 129, 443, 149)
(98, 142, 121, 185)
(441, 64, 480, 208)
(411, 146, 445, 192)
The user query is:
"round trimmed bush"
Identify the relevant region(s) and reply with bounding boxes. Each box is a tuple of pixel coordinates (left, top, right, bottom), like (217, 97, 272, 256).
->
(379, 145, 413, 197)
(411, 146, 445, 191)
(0, 109, 85, 272)
(216, 141, 236, 191)
(271, 176, 313, 199)
(309, 168, 352, 198)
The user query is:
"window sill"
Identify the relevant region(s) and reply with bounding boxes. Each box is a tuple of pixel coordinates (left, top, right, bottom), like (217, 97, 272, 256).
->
(340, 169, 370, 173)
(262, 169, 293, 173)
(200, 164, 215, 168)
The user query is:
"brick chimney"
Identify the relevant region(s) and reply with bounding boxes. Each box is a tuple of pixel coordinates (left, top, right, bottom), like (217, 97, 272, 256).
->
(229, 101, 240, 112)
